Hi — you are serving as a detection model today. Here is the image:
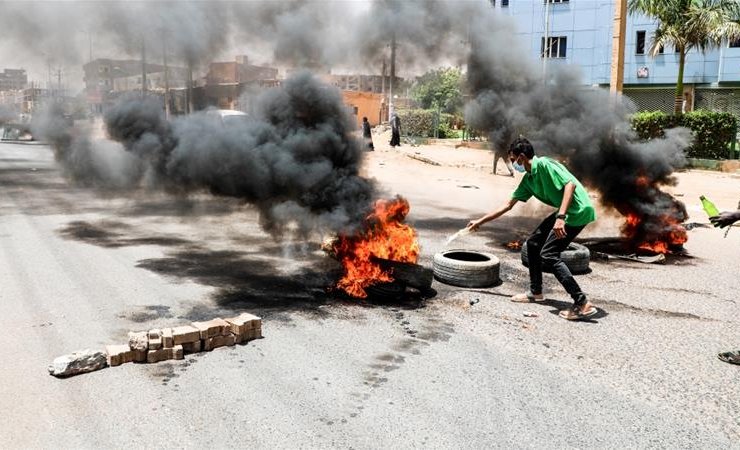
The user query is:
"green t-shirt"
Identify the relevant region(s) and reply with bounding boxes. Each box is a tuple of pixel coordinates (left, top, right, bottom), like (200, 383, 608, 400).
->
(511, 156, 596, 226)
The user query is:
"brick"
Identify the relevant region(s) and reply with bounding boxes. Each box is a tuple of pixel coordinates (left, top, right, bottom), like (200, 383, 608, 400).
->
(249, 326, 262, 340)
(224, 313, 261, 336)
(172, 325, 200, 345)
(133, 349, 147, 363)
(105, 344, 135, 367)
(192, 318, 231, 339)
(181, 340, 202, 354)
(148, 329, 162, 350)
(172, 345, 184, 360)
(146, 347, 172, 364)
(162, 328, 174, 348)
(203, 334, 235, 351)
(128, 331, 149, 352)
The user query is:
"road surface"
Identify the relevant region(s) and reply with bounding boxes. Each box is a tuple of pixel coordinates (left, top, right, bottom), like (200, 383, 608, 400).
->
(0, 140, 738, 448)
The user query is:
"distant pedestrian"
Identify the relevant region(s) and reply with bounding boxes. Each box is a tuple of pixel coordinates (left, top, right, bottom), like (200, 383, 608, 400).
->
(362, 117, 374, 151)
(493, 143, 514, 177)
(389, 112, 401, 147)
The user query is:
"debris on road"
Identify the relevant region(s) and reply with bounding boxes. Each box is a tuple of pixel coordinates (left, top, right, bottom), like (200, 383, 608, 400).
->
(50, 313, 262, 377)
(591, 251, 666, 264)
(48, 349, 107, 378)
(718, 350, 740, 365)
(523, 311, 539, 318)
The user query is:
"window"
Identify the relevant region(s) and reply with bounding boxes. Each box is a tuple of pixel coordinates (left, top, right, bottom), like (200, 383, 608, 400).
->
(730, 38, 740, 48)
(541, 36, 567, 58)
(545, 0, 568, 3)
(636, 30, 646, 55)
(353, 106, 359, 115)
(502, 0, 509, 5)
(658, 44, 664, 54)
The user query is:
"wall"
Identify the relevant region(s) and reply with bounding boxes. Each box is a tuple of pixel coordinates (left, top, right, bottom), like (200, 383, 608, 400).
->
(342, 91, 384, 128)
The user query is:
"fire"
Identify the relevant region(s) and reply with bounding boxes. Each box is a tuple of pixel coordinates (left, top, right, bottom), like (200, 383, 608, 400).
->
(622, 210, 687, 254)
(333, 196, 419, 298)
(618, 174, 688, 254)
(506, 240, 523, 251)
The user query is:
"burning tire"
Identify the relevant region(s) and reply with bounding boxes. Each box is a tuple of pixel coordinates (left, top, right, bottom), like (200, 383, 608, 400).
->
(433, 250, 500, 288)
(520, 242, 590, 274)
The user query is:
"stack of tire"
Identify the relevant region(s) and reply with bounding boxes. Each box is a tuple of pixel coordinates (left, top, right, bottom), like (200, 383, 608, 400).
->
(520, 242, 591, 274)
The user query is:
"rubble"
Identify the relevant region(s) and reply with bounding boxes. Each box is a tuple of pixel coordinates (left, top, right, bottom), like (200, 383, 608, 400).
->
(48, 349, 108, 377)
(50, 312, 263, 377)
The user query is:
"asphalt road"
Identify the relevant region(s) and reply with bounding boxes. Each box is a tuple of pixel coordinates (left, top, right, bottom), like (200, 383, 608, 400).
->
(0, 141, 738, 448)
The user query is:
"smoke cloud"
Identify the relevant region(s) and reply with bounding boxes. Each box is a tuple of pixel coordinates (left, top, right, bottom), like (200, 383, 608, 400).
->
(463, 8, 690, 247)
(36, 72, 374, 237)
(9, 1, 693, 248)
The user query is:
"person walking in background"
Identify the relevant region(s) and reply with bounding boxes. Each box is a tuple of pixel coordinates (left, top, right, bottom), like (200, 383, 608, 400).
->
(362, 117, 374, 151)
(389, 112, 401, 148)
(493, 143, 514, 177)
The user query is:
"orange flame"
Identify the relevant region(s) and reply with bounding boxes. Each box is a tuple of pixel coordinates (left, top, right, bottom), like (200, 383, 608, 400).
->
(506, 240, 523, 251)
(333, 197, 419, 298)
(622, 211, 687, 254)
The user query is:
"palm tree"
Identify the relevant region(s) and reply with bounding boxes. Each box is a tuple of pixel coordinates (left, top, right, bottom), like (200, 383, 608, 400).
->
(628, 0, 740, 114)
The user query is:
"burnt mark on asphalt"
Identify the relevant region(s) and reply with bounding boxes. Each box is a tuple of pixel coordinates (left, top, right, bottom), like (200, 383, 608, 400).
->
(137, 247, 341, 323)
(117, 305, 173, 323)
(350, 309, 455, 419)
(58, 220, 193, 249)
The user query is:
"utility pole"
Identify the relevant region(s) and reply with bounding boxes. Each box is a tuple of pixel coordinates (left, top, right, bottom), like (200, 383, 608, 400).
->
(162, 29, 170, 119)
(543, 0, 550, 80)
(388, 32, 396, 119)
(141, 42, 147, 96)
(609, 0, 627, 97)
(187, 61, 194, 114)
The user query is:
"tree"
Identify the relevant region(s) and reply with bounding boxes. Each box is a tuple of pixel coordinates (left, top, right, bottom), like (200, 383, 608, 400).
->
(410, 67, 463, 114)
(628, 0, 740, 114)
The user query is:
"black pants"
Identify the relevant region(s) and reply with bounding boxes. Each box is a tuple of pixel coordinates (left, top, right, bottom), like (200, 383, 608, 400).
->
(526, 212, 586, 304)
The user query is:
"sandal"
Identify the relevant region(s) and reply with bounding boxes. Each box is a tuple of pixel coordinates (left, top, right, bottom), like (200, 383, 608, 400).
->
(718, 350, 740, 365)
(511, 292, 545, 303)
(559, 302, 598, 320)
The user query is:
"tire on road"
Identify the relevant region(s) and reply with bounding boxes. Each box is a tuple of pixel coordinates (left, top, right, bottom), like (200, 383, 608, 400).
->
(433, 250, 500, 288)
(520, 241, 591, 274)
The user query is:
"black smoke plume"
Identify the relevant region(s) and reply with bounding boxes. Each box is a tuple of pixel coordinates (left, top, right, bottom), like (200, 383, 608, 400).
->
(464, 9, 691, 249)
(39, 73, 375, 237)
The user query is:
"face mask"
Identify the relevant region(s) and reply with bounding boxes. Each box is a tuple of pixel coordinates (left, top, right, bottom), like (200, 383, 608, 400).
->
(512, 159, 526, 173)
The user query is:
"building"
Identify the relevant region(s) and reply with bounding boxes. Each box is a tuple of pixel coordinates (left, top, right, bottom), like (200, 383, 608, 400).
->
(193, 56, 279, 112)
(0, 69, 27, 92)
(342, 91, 386, 127)
(205, 55, 278, 85)
(83, 59, 183, 113)
(492, 0, 740, 115)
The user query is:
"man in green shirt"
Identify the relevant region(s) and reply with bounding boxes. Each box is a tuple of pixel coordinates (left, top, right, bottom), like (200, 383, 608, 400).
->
(467, 137, 597, 320)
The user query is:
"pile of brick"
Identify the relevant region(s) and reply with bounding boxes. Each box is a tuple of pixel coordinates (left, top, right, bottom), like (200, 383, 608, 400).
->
(105, 313, 262, 367)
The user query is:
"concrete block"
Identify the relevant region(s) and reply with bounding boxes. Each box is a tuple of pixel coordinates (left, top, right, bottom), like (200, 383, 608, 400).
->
(172, 345, 184, 360)
(192, 318, 231, 339)
(128, 331, 149, 352)
(146, 347, 172, 364)
(181, 340, 202, 354)
(162, 328, 174, 348)
(224, 313, 261, 336)
(148, 329, 162, 350)
(172, 325, 200, 345)
(105, 344, 135, 367)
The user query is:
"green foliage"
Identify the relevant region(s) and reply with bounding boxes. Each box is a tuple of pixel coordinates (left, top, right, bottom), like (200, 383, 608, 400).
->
(410, 67, 463, 114)
(628, 0, 740, 113)
(397, 109, 461, 138)
(630, 109, 738, 159)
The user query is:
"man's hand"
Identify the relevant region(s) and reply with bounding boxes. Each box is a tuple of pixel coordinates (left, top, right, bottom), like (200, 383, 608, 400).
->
(553, 218, 566, 239)
(710, 211, 740, 229)
(467, 219, 482, 232)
